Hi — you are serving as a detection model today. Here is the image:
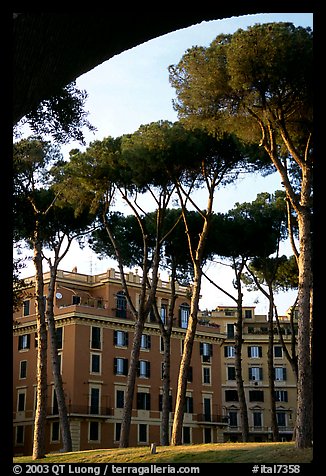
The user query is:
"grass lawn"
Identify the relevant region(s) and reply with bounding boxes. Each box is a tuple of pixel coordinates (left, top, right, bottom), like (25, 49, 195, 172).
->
(14, 442, 313, 464)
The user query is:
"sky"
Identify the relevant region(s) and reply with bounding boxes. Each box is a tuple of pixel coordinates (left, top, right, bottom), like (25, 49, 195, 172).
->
(18, 12, 313, 315)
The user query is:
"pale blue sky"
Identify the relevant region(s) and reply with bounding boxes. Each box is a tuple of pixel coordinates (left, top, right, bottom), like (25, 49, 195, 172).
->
(21, 12, 313, 314)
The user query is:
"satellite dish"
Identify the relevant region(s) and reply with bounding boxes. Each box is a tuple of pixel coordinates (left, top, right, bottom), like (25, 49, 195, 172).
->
(56, 292, 63, 299)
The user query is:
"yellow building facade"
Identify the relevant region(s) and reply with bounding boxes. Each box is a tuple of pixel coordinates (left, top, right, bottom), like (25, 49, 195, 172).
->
(199, 305, 298, 442)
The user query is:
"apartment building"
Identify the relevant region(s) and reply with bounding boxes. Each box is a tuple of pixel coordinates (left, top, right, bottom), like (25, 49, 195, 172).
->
(199, 306, 298, 442)
(13, 268, 227, 456)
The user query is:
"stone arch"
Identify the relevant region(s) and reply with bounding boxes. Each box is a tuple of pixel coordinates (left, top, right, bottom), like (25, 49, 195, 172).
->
(14, 9, 266, 123)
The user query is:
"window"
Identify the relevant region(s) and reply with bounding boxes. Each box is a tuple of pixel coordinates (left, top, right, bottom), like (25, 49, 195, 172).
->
(249, 367, 263, 381)
(225, 390, 238, 402)
(89, 421, 100, 441)
(138, 360, 150, 378)
(253, 412, 262, 428)
(248, 346, 262, 358)
(91, 326, 101, 349)
(116, 291, 127, 318)
(224, 345, 235, 358)
(229, 411, 238, 427)
(275, 390, 288, 402)
(115, 423, 121, 442)
(72, 295, 81, 305)
(274, 346, 283, 358)
(140, 334, 151, 350)
(16, 425, 24, 445)
(203, 397, 211, 421)
(160, 303, 167, 324)
(244, 309, 253, 319)
(114, 330, 128, 347)
(227, 324, 235, 338)
(114, 358, 128, 376)
(276, 412, 286, 427)
(23, 300, 30, 316)
(116, 390, 124, 408)
(274, 367, 287, 381)
(18, 334, 30, 350)
(203, 367, 211, 384)
(90, 353, 101, 374)
(19, 361, 27, 379)
(183, 426, 191, 444)
(17, 390, 26, 412)
(227, 366, 236, 381)
(184, 396, 193, 413)
(90, 387, 100, 414)
(200, 342, 212, 362)
(187, 366, 193, 382)
(249, 390, 264, 402)
(225, 310, 235, 316)
(138, 424, 147, 443)
(51, 422, 60, 442)
(204, 427, 212, 443)
(179, 303, 190, 329)
(137, 392, 151, 410)
(55, 327, 63, 349)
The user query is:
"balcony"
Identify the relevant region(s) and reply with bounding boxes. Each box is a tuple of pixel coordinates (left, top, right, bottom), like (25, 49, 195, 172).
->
(196, 413, 229, 424)
(47, 405, 112, 417)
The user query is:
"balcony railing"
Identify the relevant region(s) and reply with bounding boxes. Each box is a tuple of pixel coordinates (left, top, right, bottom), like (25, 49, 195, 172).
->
(48, 406, 112, 416)
(196, 413, 229, 424)
(225, 425, 294, 433)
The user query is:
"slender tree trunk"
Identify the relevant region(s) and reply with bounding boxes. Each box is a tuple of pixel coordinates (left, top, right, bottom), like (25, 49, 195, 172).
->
(119, 231, 161, 448)
(161, 333, 172, 446)
(161, 266, 176, 446)
(46, 264, 72, 452)
(171, 264, 202, 445)
(295, 208, 313, 448)
(234, 260, 249, 442)
(32, 238, 48, 460)
(119, 314, 146, 447)
(267, 291, 280, 441)
(262, 128, 313, 449)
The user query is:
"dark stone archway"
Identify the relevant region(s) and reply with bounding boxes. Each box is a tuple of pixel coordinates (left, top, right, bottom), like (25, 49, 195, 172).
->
(13, 6, 302, 123)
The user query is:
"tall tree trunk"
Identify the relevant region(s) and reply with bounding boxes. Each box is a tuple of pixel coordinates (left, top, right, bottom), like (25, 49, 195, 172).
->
(262, 128, 313, 449)
(267, 290, 280, 441)
(295, 208, 313, 448)
(119, 314, 146, 447)
(161, 266, 176, 446)
(46, 264, 72, 452)
(161, 333, 171, 446)
(234, 259, 249, 442)
(119, 231, 161, 448)
(171, 265, 202, 445)
(32, 238, 48, 460)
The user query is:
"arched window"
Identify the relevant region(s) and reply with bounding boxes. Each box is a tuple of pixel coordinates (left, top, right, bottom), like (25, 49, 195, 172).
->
(116, 291, 127, 318)
(179, 303, 190, 329)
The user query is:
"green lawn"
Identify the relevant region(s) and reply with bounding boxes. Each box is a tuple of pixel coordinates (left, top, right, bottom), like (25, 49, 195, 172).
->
(14, 442, 313, 464)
